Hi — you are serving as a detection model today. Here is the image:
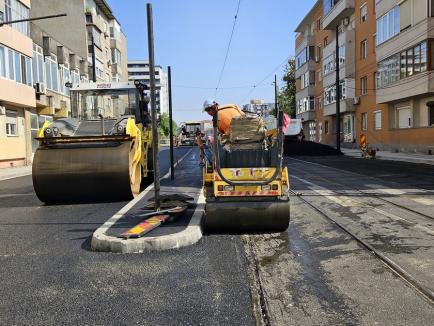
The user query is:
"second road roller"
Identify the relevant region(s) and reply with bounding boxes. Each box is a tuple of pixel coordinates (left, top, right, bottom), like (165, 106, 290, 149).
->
(32, 82, 154, 203)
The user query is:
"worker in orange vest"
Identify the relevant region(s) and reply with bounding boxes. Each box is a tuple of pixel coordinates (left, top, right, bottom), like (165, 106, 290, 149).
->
(203, 99, 244, 135)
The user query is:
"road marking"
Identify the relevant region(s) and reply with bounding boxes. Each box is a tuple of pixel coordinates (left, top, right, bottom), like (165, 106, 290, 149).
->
(291, 175, 434, 236)
(0, 194, 33, 199)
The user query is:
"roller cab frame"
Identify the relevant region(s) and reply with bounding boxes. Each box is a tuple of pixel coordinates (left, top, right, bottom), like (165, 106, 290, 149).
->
(203, 110, 290, 233)
(32, 82, 154, 203)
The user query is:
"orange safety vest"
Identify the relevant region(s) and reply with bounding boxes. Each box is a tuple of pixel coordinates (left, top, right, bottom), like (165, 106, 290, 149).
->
(217, 104, 244, 134)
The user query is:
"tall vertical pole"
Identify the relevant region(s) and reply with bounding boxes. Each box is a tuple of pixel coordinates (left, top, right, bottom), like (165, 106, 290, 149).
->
(91, 35, 97, 82)
(335, 24, 341, 152)
(147, 3, 160, 211)
(168, 66, 175, 180)
(274, 74, 278, 118)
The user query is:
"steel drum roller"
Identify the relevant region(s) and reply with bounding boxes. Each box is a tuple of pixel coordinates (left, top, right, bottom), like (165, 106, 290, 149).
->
(203, 198, 290, 233)
(32, 140, 136, 203)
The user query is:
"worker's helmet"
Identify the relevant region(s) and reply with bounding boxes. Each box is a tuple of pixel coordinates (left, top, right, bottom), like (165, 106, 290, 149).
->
(203, 99, 216, 112)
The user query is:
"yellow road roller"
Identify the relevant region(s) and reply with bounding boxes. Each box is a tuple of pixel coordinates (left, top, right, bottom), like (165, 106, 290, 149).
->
(203, 111, 290, 233)
(32, 82, 153, 203)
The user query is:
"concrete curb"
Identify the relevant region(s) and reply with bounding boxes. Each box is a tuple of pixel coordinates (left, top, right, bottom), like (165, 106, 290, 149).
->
(91, 149, 205, 253)
(0, 167, 32, 181)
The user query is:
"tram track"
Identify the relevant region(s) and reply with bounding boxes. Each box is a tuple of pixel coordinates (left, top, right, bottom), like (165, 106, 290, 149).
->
(288, 189, 434, 306)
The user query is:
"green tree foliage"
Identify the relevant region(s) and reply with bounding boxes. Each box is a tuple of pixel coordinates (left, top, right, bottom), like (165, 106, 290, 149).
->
(158, 113, 177, 138)
(278, 58, 296, 118)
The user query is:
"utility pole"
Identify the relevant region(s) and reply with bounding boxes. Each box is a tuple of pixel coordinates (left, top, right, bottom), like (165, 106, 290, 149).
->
(147, 3, 161, 211)
(168, 66, 175, 180)
(274, 74, 278, 118)
(91, 35, 97, 82)
(335, 24, 341, 152)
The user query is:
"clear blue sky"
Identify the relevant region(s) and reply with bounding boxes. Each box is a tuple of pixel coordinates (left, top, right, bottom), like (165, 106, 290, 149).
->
(107, 0, 316, 123)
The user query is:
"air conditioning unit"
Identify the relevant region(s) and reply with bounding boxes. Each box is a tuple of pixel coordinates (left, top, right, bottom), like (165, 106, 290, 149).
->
(0, 106, 5, 115)
(353, 96, 360, 105)
(35, 82, 47, 95)
(343, 17, 350, 26)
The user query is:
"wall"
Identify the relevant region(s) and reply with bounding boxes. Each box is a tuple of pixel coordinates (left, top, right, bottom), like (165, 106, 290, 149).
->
(30, 0, 88, 59)
(0, 107, 27, 166)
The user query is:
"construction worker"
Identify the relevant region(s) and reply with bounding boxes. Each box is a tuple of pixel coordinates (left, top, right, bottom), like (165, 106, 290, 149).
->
(203, 99, 244, 135)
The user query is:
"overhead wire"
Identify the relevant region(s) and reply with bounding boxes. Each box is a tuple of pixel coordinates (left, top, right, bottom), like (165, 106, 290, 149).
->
(214, 0, 242, 99)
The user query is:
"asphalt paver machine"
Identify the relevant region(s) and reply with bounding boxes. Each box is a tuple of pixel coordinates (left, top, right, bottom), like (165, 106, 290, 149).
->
(203, 110, 290, 232)
(32, 82, 154, 203)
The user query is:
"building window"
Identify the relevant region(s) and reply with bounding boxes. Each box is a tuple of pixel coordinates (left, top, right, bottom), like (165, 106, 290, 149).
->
(111, 49, 121, 64)
(378, 40, 428, 88)
(4, 0, 29, 35)
(376, 6, 400, 45)
(397, 107, 412, 128)
(295, 46, 314, 69)
(361, 40, 368, 59)
(324, 37, 328, 47)
(361, 3, 368, 23)
(324, 80, 346, 106)
(0, 45, 5, 77)
(374, 110, 382, 130)
(317, 18, 321, 31)
(5, 109, 18, 136)
(361, 112, 368, 131)
(429, 105, 434, 126)
(361, 76, 368, 95)
(324, 120, 329, 134)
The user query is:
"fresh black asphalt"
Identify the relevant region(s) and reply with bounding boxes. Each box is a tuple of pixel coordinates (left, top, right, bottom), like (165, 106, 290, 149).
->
(0, 147, 255, 326)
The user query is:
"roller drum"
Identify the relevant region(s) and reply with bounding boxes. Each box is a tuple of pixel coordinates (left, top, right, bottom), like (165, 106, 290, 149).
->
(32, 141, 134, 203)
(203, 198, 290, 233)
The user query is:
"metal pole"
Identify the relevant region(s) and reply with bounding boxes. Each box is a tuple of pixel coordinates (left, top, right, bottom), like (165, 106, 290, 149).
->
(274, 74, 278, 118)
(91, 36, 97, 82)
(0, 13, 67, 27)
(147, 3, 161, 211)
(168, 66, 175, 180)
(335, 24, 341, 152)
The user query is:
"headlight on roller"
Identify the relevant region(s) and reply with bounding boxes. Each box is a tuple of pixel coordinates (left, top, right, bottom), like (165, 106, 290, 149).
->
(52, 127, 59, 136)
(116, 125, 125, 134)
(224, 185, 234, 191)
(44, 128, 53, 137)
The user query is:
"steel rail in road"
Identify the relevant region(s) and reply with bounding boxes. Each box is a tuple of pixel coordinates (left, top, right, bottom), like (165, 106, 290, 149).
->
(289, 189, 434, 306)
(288, 157, 434, 222)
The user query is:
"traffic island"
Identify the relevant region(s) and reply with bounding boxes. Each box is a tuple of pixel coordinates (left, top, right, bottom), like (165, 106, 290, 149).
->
(91, 149, 205, 253)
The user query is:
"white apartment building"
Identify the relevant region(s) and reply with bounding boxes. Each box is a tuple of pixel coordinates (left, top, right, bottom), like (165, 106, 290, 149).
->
(127, 60, 169, 115)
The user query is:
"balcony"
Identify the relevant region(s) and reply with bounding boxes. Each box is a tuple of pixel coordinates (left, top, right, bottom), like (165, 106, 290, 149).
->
(296, 85, 316, 101)
(377, 72, 434, 104)
(295, 60, 316, 79)
(323, 0, 355, 30)
(295, 34, 314, 55)
(110, 38, 122, 50)
(324, 98, 355, 116)
(297, 110, 316, 122)
(111, 62, 122, 75)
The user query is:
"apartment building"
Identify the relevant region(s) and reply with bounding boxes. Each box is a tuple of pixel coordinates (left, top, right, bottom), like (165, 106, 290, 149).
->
(295, 0, 434, 153)
(30, 0, 128, 83)
(0, 0, 36, 168)
(127, 60, 169, 115)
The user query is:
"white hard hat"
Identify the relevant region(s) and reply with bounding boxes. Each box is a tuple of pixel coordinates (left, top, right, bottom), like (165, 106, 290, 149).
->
(203, 99, 216, 112)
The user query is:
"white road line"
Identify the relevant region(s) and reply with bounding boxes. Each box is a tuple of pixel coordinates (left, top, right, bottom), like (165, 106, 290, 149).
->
(291, 174, 434, 236)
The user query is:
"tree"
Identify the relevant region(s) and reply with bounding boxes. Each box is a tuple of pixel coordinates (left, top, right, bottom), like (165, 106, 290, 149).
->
(278, 58, 296, 118)
(158, 113, 177, 138)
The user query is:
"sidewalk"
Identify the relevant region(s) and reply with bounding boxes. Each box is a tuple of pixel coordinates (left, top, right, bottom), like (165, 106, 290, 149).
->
(342, 148, 434, 166)
(0, 165, 32, 181)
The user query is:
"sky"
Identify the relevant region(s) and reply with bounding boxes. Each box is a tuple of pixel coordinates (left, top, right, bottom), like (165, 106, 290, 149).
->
(106, 0, 317, 123)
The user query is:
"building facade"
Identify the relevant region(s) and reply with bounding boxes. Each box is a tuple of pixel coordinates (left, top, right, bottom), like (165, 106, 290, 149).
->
(295, 0, 434, 153)
(0, 0, 36, 167)
(0, 0, 129, 168)
(127, 60, 169, 115)
(30, 0, 128, 82)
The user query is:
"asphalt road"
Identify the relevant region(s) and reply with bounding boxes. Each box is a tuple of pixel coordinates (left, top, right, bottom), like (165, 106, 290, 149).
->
(2, 149, 434, 325)
(247, 155, 434, 325)
(0, 147, 255, 326)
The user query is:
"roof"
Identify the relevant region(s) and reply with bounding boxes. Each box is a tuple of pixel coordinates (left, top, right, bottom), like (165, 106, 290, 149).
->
(94, 0, 115, 20)
(294, 0, 322, 32)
